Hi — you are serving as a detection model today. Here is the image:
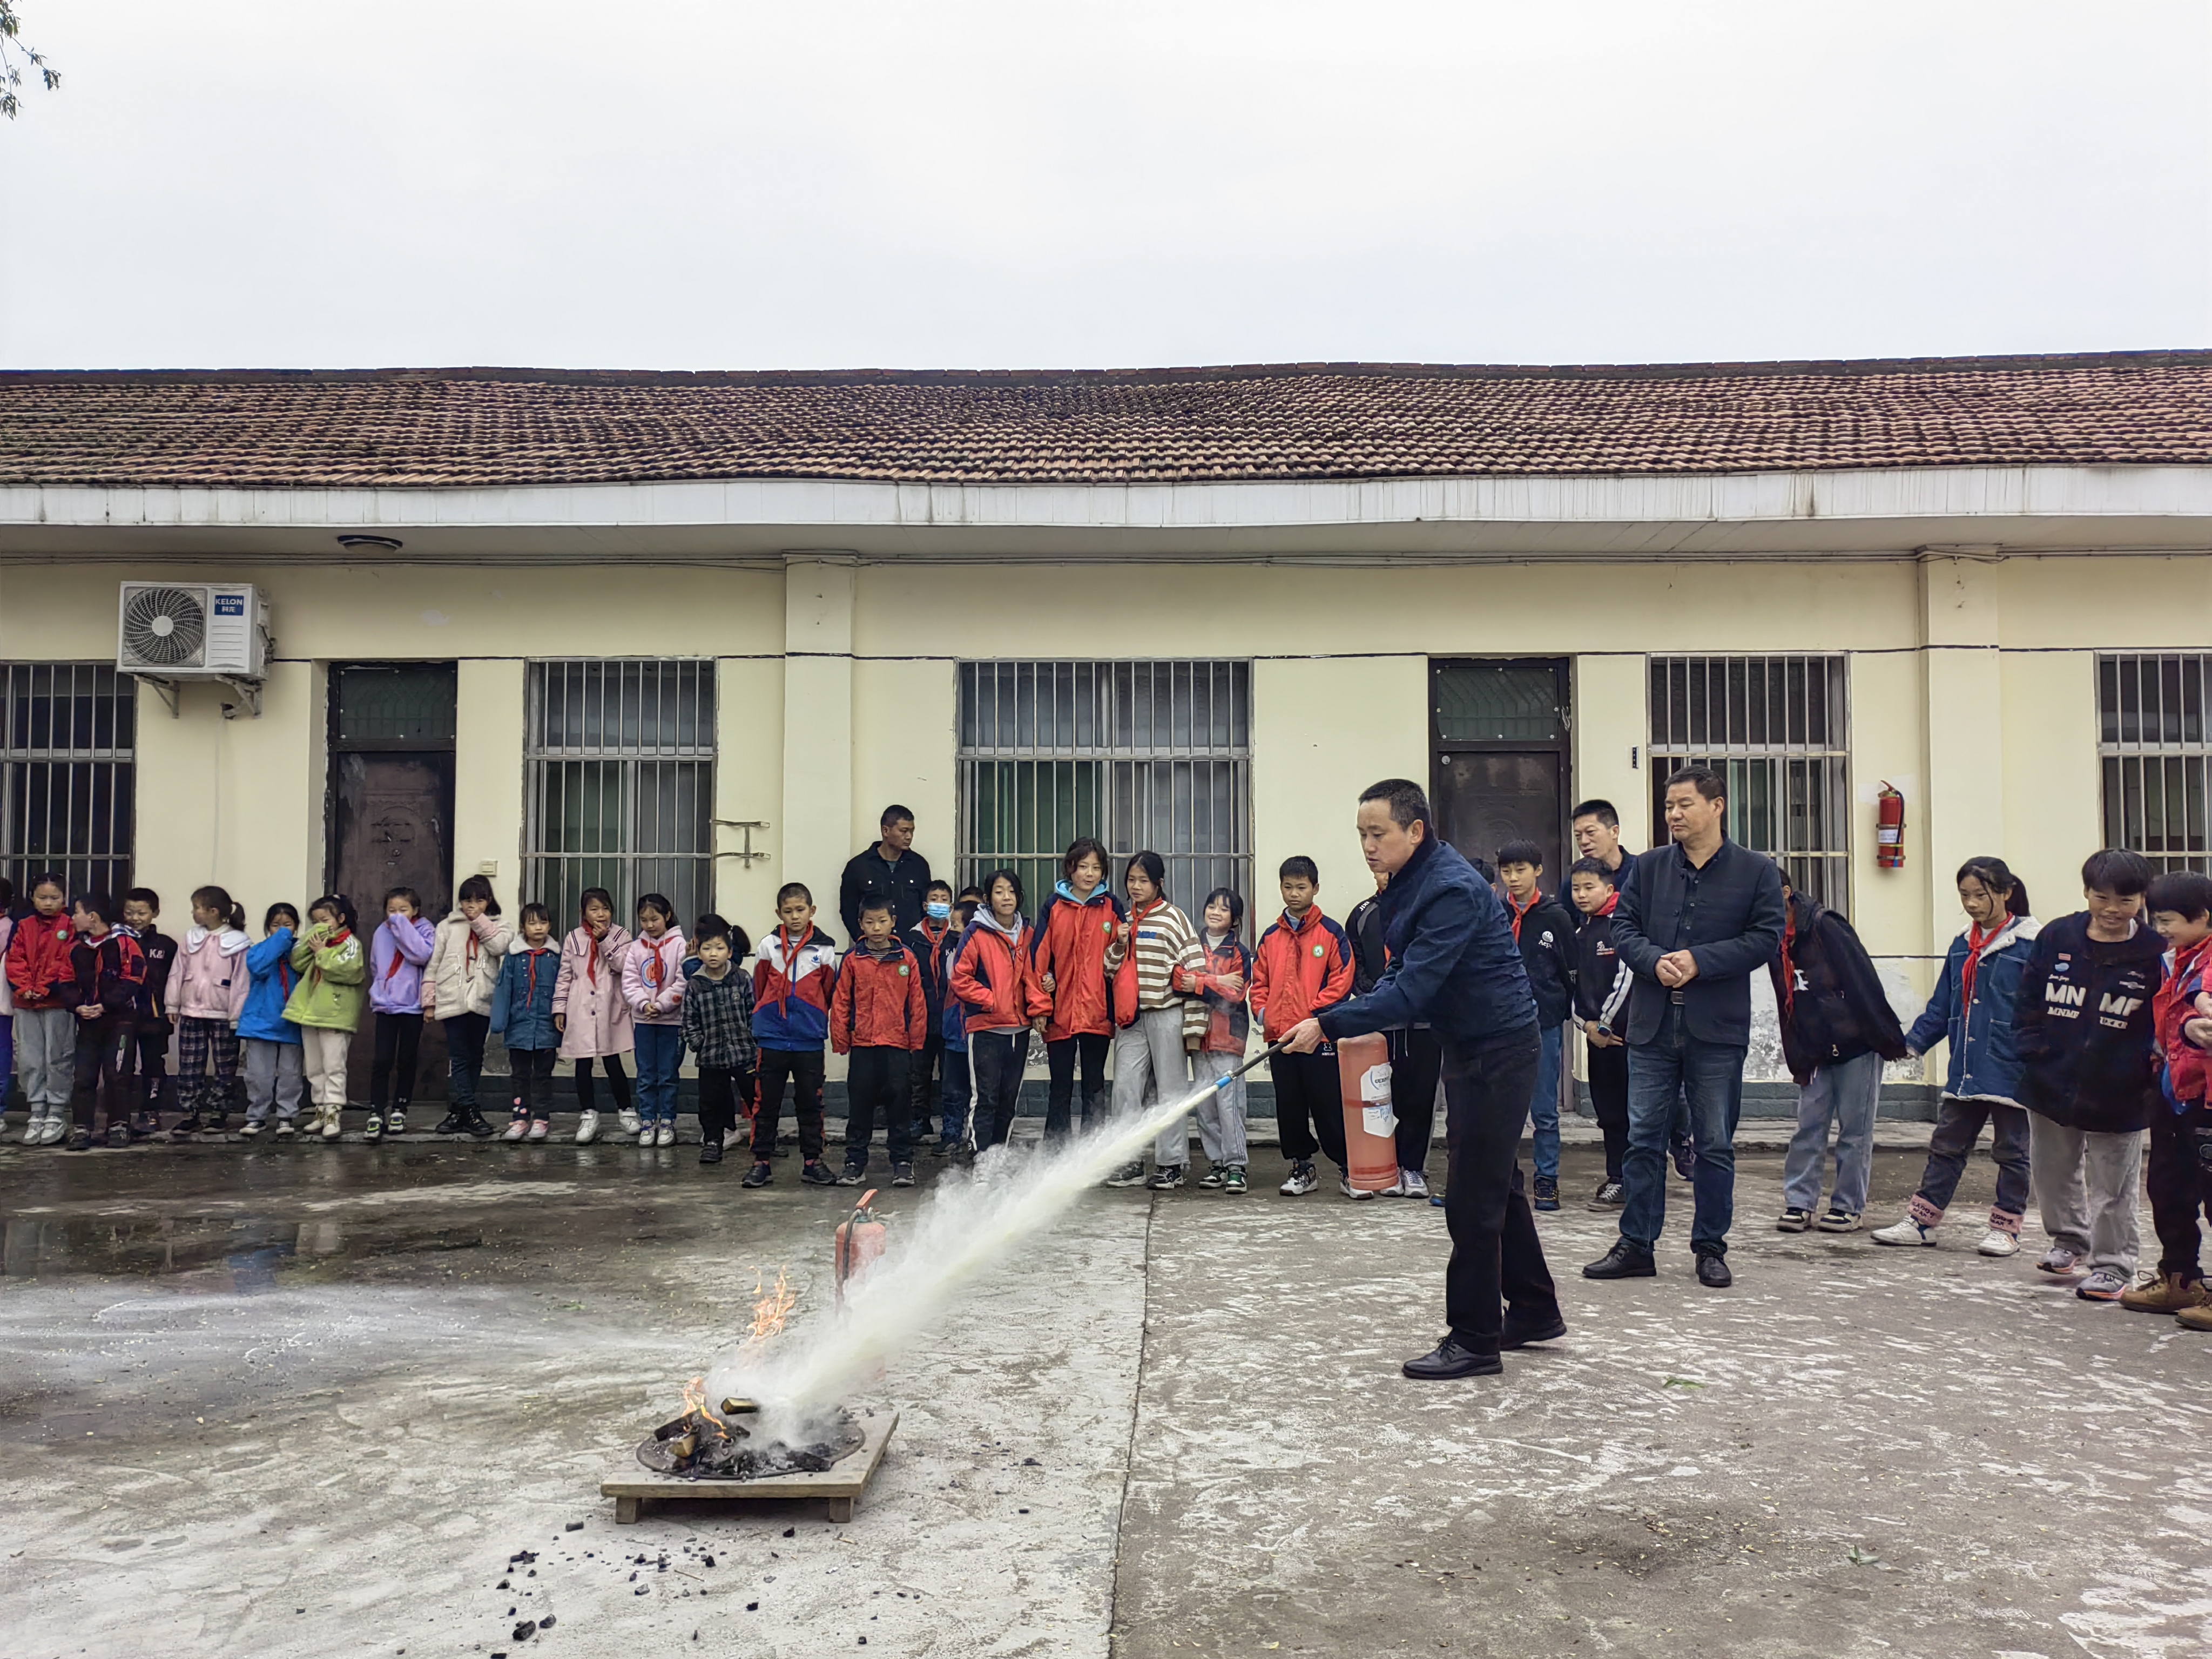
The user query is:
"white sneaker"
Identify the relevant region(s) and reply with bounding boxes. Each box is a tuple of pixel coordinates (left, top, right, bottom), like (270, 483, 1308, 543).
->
(1279, 1161, 1318, 1196)
(386, 1109, 407, 1134)
(40, 1116, 69, 1145)
(1871, 1216, 1936, 1247)
(618, 1109, 642, 1138)
(1976, 1228, 2019, 1257)
(239, 1118, 263, 1138)
(1340, 1175, 1375, 1201)
(528, 1120, 549, 1142)
(2037, 1244, 2086, 1277)
(502, 1118, 528, 1142)
(575, 1109, 600, 1145)
(16, 1115, 42, 1144)
(319, 1108, 342, 1141)
(656, 1124, 676, 1148)
(1400, 1169, 1429, 1199)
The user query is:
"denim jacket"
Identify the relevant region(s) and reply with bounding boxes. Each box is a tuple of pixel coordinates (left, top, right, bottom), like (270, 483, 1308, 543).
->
(1906, 914, 2040, 1105)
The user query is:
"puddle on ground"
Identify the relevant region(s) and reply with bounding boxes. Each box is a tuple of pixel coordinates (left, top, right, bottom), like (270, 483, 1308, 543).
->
(1, 1211, 491, 1284)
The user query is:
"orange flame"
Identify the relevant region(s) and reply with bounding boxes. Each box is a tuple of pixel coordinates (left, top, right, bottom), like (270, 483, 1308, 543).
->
(748, 1265, 797, 1344)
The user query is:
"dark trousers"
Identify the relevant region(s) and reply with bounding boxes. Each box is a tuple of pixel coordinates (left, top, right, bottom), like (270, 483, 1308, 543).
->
(125, 1023, 176, 1117)
(1272, 1049, 1347, 1170)
(1622, 1007, 1744, 1256)
(908, 1031, 946, 1144)
(1441, 1026, 1556, 1351)
(697, 1064, 754, 1143)
(574, 1053, 631, 1113)
(508, 1046, 558, 1121)
(1587, 1042, 1630, 1183)
(939, 1048, 972, 1144)
(2147, 1102, 2212, 1280)
(970, 1030, 1030, 1150)
(1391, 1026, 1443, 1173)
(1045, 1031, 1111, 1138)
(370, 1011, 424, 1111)
(754, 1047, 826, 1162)
(845, 1045, 913, 1170)
(71, 1022, 133, 1130)
(444, 1011, 490, 1112)
(1910, 1095, 2032, 1226)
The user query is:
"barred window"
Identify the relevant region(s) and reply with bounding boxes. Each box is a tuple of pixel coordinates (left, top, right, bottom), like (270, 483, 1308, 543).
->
(1649, 655, 1850, 908)
(957, 662, 1252, 921)
(2099, 653, 2210, 873)
(2, 665, 135, 900)
(525, 662, 715, 929)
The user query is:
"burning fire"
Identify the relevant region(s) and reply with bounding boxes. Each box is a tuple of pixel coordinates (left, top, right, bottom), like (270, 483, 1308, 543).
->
(748, 1266, 797, 1345)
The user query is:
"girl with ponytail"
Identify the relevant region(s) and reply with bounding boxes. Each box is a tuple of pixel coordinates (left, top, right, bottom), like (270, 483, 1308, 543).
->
(165, 884, 253, 1132)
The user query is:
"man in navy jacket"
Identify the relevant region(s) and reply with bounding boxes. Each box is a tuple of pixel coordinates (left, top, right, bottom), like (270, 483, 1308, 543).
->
(1284, 778, 1563, 1381)
(1584, 765, 1786, 1289)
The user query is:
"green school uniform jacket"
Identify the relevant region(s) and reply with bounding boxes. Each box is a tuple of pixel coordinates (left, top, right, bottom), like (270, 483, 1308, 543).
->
(284, 923, 369, 1033)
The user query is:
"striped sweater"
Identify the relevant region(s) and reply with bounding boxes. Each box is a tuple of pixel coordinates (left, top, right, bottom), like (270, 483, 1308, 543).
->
(1103, 898, 1209, 1042)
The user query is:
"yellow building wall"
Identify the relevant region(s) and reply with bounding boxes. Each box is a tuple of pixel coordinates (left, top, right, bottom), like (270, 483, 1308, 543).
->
(713, 657, 786, 937)
(849, 657, 957, 883)
(1570, 655, 1648, 857)
(454, 659, 525, 893)
(1251, 656, 1428, 907)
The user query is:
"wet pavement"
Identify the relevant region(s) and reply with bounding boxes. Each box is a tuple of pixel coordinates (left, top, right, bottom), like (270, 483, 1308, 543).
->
(2, 1136, 2205, 1658)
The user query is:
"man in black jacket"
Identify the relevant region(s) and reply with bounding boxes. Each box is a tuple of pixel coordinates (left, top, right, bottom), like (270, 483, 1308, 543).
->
(840, 805, 934, 941)
(1284, 778, 1561, 1381)
(1769, 877, 1909, 1232)
(1584, 766, 1786, 1289)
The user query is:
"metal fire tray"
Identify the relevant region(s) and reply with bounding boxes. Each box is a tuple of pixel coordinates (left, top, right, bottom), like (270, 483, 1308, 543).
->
(601, 1410, 898, 1524)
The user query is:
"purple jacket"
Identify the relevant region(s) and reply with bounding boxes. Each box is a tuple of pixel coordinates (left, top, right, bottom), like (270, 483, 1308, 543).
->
(369, 914, 436, 1014)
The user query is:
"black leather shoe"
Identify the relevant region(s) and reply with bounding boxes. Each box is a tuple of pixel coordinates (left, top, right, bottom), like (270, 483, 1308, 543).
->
(464, 1111, 496, 1139)
(431, 1111, 469, 1136)
(1402, 1337, 1502, 1380)
(1500, 1314, 1568, 1349)
(1695, 1252, 1733, 1288)
(1582, 1240, 1658, 1279)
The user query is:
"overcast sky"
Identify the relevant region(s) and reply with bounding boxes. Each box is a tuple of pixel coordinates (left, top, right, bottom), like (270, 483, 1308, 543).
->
(3, 1, 2207, 372)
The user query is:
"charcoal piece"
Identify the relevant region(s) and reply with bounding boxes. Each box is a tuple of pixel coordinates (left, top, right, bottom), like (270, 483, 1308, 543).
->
(513, 1620, 537, 1641)
(703, 1556, 715, 1568)
(538, 1616, 555, 1629)
(565, 1522, 584, 1532)
(782, 1528, 794, 1539)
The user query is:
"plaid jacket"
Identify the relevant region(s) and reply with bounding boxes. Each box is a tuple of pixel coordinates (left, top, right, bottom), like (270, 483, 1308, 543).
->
(680, 966, 759, 1074)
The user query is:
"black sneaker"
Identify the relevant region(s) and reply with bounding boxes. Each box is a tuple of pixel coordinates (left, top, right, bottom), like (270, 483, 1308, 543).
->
(800, 1159, 836, 1186)
(834, 1166, 866, 1187)
(1104, 1161, 1150, 1189)
(699, 1138, 724, 1166)
(1533, 1175, 1560, 1212)
(741, 1161, 772, 1188)
(891, 1163, 915, 1188)
(463, 1111, 496, 1139)
(105, 1122, 131, 1149)
(432, 1111, 469, 1135)
(1776, 1207, 1813, 1233)
(1148, 1165, 1186, 1191)
(1587, 1181, 1626, 1209)
(170, 1112, 204, 1138)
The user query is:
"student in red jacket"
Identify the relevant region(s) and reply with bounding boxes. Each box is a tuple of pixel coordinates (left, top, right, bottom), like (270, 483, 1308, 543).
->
(62, 892, 147, 1150)
(950, 868, 1050, 1154)
(2127, 871, 2212, 1322)
(1251, 856, 1357, 1198)
(832, 896, 929, 1187)
(6, 872, 77, 1144)
(1032, 837, 1124, 1144)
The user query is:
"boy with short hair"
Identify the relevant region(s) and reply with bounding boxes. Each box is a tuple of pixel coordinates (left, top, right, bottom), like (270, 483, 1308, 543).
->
(2011, 849, 2165, 1300)
(746, 882, 840, 1189)
(832, 895, 929, 1188)
(2123, 871, 2212, 1321)
(1498, 839, 1575, 1211)
(119, 887, 179, 1137)
(1569, 858, 1632, 1208)
(681, 915, 758, 1169)
(936, 890, 983, 1152)
(907, 878, 958, 1154)
(1252, 856, 1357, 1198)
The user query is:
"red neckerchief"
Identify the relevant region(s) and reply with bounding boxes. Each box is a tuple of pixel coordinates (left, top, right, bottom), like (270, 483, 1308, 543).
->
(766, 925, 807, 1016)
(526, 949, 543, 1002)
(1507, 890, 1541, 943)
(643, 931, 672, 988)
(918, 920, 948, 949)
(1779, 903, 1799, 1024)
(1959, 920, 1997, 1019)
(584, 923, 606, 984)
(464, 922, 482, 975)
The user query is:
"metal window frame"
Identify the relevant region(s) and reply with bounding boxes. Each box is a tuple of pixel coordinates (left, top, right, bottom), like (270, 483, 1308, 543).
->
(523, 660, 718, 922)
(1647, 653, 1852, 911)
(2096, 652, 2211, 873)
(1, 663, 137, 898)
(955, 660, 1254, 922)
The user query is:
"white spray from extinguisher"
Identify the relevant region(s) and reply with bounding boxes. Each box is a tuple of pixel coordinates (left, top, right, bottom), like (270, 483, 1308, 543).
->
(706, 1043, 1286, 1446)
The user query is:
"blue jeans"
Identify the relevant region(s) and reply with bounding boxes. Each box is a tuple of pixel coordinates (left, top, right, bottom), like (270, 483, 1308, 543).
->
(1526, 1023, 1563, 1180)
(939, 1048, 972, 1145)
(634, 1024, 684, 1127)
(1621, 1007, 1744, 1256)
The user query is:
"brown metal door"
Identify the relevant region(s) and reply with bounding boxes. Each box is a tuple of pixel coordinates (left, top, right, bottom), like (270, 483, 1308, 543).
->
(1433, 752, 1564, 880)
(331, 750, 455, 1101)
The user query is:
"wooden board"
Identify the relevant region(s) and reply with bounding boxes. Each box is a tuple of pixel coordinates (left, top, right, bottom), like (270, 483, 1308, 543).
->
(601, 1411, 898, 1524)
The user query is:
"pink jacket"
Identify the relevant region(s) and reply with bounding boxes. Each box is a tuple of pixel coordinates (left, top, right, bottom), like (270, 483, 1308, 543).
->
(552, 923, 636, 1060)
(621, 928, 689, 1027)
(165, 926, 252, 1023)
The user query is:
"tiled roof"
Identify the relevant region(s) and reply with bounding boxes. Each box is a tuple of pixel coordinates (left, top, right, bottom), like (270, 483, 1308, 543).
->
(3, 353, 2210, 489)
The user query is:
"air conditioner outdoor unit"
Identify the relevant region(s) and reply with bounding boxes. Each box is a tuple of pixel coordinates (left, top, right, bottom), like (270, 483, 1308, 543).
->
(117, 582, 272, 717)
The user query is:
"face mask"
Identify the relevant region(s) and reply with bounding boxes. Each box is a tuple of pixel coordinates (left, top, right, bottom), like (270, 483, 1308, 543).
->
(926, 902, 950, 920)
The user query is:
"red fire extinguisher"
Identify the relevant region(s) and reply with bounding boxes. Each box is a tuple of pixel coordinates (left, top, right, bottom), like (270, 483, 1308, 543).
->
(833, 1190, 886, 1306)
(1876, 782, 1906, 869)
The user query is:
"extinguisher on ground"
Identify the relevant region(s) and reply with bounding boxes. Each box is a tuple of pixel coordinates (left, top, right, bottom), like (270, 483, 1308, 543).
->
(1876, 782, 1906, 869)
(834, 1190, 887, 1306)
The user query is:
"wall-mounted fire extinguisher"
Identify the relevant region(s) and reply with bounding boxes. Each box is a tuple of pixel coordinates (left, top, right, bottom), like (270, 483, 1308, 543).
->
(1876, 782, 1906, 869)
